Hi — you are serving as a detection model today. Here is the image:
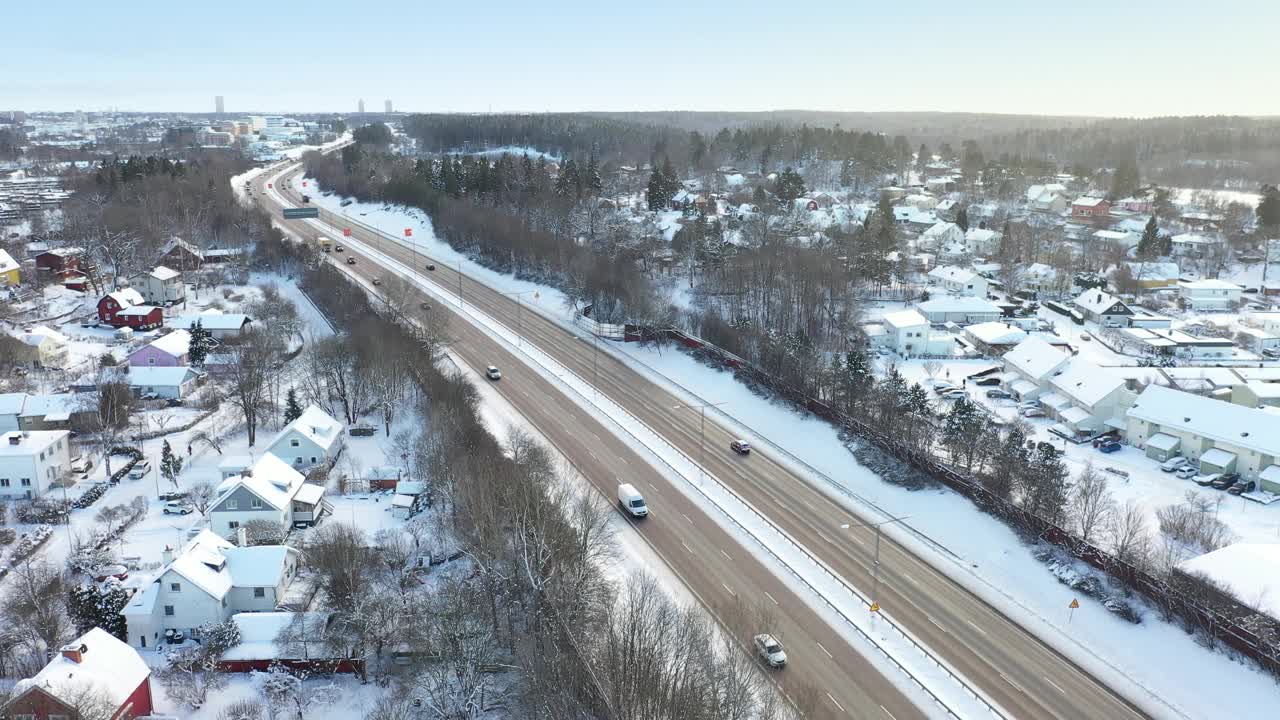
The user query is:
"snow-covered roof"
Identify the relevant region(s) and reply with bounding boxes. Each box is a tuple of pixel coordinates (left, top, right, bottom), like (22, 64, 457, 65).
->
(1073, 196, 1106, 208)
(1074, 289, 1129, 315)
(13, 628, 150, 709)
(1129, 385, 1280, 458)
(218, 455, 253, 473)
(162, 529, 295, 603)
(1171, 233, 1218, 245)
(915, 296, 1001, 314)
(160, 237, 203, 257)
(392, 494, 415, 509)
(0, 392, 27, 415)
(294, 483, 325, 505)
(1049, 360, 1126, 407)
(148, 265, 181, 281)
(928, 265, 980, 284)
(1146, 433, 1180, 451)
(1177, 544, 1280, 621)
(170, 312, 252, 331)
(922, 221, 961, 238)
(1125, 262, 1180, 282)
(19, 393, 79, 420)
(1025, 263, 1056, 279)
(138, 329, 191, 358)
(396, 480, 425, 495)
(105, 287, 145, 308)
(0, 430, 68, 457)
(965, 322, 1026, 345)
(223, 612, 329, 661)
(0, 249, 17, 274)
(1040, 392, 1073, 411)
(1179, 279, 1243, 291)
(1010, 379, 1038, 396)
(225, 545, 294, 587)
(883, 309, 929, 329)
(17, 325, 67, 347)
(1201, 448, 1238, 466)
(270, 405, 343, 453)
(1243, 381, 1280, 400)
(216, 453, 307, 512)
(1060, 406, 1092, 424)
(965, 228, 997, 243)
(1093, 230, 1132, 241)
(127, 366, 197, 388)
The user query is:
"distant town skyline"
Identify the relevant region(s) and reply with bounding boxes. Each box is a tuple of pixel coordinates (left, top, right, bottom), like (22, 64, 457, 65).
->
(5, 0, 1277, 117)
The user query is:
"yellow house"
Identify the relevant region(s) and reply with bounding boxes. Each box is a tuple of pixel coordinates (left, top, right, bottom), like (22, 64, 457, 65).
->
(0, 249, 19, 287)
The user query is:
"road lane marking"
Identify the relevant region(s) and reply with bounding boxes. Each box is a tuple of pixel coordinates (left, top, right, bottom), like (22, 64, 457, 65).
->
(682, 513, 693, 524)
(801, 499, 816, 511)
(681, 542, 693, 553)
(999, 672, 1026, 694)
(721, 583, 736, 596)
(587, 450, 598, 461)
(720, 549, 732, 561)
(818, 532, 836, 545)
(901, 572, 918, 585)
(927, 616, 946, 633)
(881, 706, 899, 720)
(763, 591, 778, 605)
(816, 642, 833, 659)
(826, 693, 846, 713)
(966, 619, 988, 636)
(1043, 676, 1066, 695)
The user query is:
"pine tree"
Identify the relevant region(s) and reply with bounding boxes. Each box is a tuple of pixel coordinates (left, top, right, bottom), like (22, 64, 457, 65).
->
(187, 320, 213, 367)
(839, 158, 853, 188)
(161, 440, 184, 488)
(955, 207, 970, 232)
(915, 144, 930, 176)
(68, 583, 130, 640)
(775, 167, 806, 205)
(585, 154, 603, 195)
(646, 165, 668, 211)
(284, 388, 303, 424)
(1258, 184, 1280, 230)
(661, 156, 680, 204)
(1137, 216, 1162, 258)
(1110, 149, 1140, 199)
(555, 159, 580, 198)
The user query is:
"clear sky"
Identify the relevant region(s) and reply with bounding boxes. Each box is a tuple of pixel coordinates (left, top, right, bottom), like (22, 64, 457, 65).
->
(5, 0, 1276, 117)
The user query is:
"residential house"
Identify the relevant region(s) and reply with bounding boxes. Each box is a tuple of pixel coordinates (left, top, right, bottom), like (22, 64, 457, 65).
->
(927, 265, 989, 297)
(0, 393, 25, 431)
(1092, 229, 1137, 248)
(963, 322, 1027, 356)
(120, 530, 299, 649)
(220, 611, 361, 674)
(1118, 328, 1234, 360)
(1117, 196, 1153, 213)
(98, 287, 162, 329)
(34, 247, 84, 274)
(1071, 196, 1111, 218)
(127, 329, 192, 367)
(367, 465, 403, 491)
(264, 405, 345, 470)
(208, 453, 326, 538)
(129, 265, 185, 305)
(127, 366, 199, 399)
(18, 393, 95, 431)
(964, 227, 1000, 256)
(892, 206, 938, 231)
(1025, 184, 1068, 213)
(1231, 381, 1280, 410)
(0, 248, 19, 286)
(904, 194, 938, 211)
(1022, 263, 1059, 295)
(1074, 289, 1133, 326)
(218, 455, 253, 480)
(918, 221, 965, 250)
(13, 325, 68, 368)
(876, 309, 954, 357)
(1001, 336, 1071, 401)
(914, 296, 1002, 325)
(1170, 233, 1222, 258)
(1236, 327, 1280, 354)
(1255, 311, 1280, 335)
(0, 628, 154, 719)
(169, 311, 253, 340)
(1042, 361, 1133, 436)
(1124, 262, 1182, 290)
(158, 237, 204, 270)
(0, 430, 71, 500)
(1127, 384, 1280, 490)
(934, 198, 959, 219)
(1178, 278, 1243, 311)
(925, 176, 957, 193)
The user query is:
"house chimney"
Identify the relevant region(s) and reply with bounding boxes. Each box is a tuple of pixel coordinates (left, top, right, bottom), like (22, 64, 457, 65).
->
(236, 526, 248, 547)
(161, 545, 174, 564)
(60, 643, 87, 664)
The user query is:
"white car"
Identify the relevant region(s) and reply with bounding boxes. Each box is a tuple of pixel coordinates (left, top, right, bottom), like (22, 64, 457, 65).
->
(162, 501, 193, 515)
(1174, 465, 1198, 479)
(485, 366, 502, 381)
(617, 483, 648, 518)
(753, 634, 787, 668)
(932, 383, 958, 394)
(1021, 408, 1046, 418)
(1160, 457, 1190, 473)
(128, 461, 150, 479)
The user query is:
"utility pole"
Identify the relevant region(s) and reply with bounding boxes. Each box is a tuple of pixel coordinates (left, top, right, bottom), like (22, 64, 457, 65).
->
(841, 513, 911, 613)
(577, 334, 601, 397)
(501, 290, 534, 346)
(672, 400, 727, 482)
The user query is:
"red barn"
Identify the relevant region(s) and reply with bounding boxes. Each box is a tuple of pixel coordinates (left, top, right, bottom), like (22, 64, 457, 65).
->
(0, 628, 155, 720)
(34, 247, 84, 274)
(98, 288, 162, 329)
(1071, 196, 1111, 218)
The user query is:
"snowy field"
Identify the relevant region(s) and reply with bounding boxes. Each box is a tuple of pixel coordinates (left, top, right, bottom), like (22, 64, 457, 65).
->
(290, 174, 1280, 719)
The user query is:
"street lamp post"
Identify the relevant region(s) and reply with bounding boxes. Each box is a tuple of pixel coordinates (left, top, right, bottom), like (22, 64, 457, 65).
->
(576, 334, 601, 397)
(500, 290, 534, 346)
(841, 513, 911, 612)
(673, 400, 727, 482)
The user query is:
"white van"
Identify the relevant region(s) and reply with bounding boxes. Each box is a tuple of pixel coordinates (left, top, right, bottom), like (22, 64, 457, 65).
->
(617, 483, 648, 518)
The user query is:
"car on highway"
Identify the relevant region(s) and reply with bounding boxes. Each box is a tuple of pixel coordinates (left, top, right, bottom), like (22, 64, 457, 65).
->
(346, 257, 357, 265)
(730, 439, 751, 455)
(617, 483, 648, 518)
(753, 634, 787, 668)
(1174, 464, 1199, 479)
(426, 263, 436, 271)
(335, 246, 344, 252)
(1194, 473, 1221, 487)
(1211, 473, 1240, 490)
(485, 366, 502, 380)
(162, 501, 193, 515)
(1228, 480, 1257, 496)
(420, 301, 431, 310)
(372, 278, 382, 286)
(1160, 457, 1190, 472)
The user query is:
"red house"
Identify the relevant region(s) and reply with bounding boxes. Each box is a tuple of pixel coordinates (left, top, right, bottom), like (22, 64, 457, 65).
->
(1071, 196, 1111, 218)
(0, 628, 155, 720)
(34, 247, 84, 274)
(98, 288, 163, 329)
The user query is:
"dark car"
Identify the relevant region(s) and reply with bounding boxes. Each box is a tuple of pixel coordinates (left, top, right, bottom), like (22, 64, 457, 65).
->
(301, 195, 310, 203)
(372, 278, 382, 286)
(420, 301, 431, 310)
(346, 257, 357, 265)
(730, 439, 751, 455)
(426, 263, 436, 271)
(985, 389, 1013, 399)
(1091, 433, 1119, 448)
(1228, 480, 1257, 496)
(335, 245, 344, 252)
(1211, 474, 1240, 490)
(1097, 441, 1121, 454)
(974, 377, 1001, 387)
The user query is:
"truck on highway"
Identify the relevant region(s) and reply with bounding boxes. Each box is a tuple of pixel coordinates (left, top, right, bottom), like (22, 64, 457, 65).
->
(318, 236, 333, 253)
(617, 483, 648, 518)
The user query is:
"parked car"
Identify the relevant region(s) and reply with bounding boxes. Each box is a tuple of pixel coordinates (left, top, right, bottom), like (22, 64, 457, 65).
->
(162, 501, 193, 515)
(420, 301, 431, 310)
(1021, 408, 1045, 418)
(1091, 433, 1119, 448)
(1160, 457, 1190, 473)
(974, 377, 1001, 387)
(127, 461, 151, 479)
(932, 383, 958, 394)
(986, 389, 1013, 399)
(70, 456, 93, 474)
(1194, 473, 1221, 487)
(617, 483, 648, 518)
(80, 318, 98, 328)
(753, 634, 787, 668)
(1097, 441, 1121, 454)
(1211, 473, 1240, 490)
(940, 389, 967, 400)
(346, 257, 357, 265)
(1080, 333, 1092, 341)
(1175, 465, 1199, 479)
(159, 490, 188, 502)
(485, 365, 502, 380)
(730, 439, 751, 455)
(1228, 480, 1257, 496)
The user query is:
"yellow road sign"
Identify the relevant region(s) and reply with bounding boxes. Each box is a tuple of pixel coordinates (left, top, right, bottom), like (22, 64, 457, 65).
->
(869, 602, 880, 613)
(1069, 599, 1080, 609)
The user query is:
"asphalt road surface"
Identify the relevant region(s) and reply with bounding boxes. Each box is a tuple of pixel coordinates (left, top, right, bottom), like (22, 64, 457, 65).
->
(252, 161, 1151, 720)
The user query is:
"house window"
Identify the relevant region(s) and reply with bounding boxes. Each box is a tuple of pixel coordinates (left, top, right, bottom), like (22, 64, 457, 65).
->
(310, 456, 317, 464)
(251, 499, 263, 509)
(164, 605, 175, 616)
(170, 582, 181, 592)
(228, 521, 240, 529)
(254, 587, 266, 598)
(148, 358, 156, 365)
(20, 478, 30, 487)
(0, 479, 7, 487)
(290, 438, 300, 447)
(227, 499, 238, 510)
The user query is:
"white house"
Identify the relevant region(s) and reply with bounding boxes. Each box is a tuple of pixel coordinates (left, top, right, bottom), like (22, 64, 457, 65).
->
(1001, 336, 1071, 401)
(964, 227, 1000, 256)
(927, 266, 989, 297)
(915, 296, 1002, 325)
(129, 265, 185, 305)
(265, 405, 345, 469)
(0, 430, 71, 500)
(169, 311, 253, 339)
(1074, 289, 1133, 326)
(1092, 229, 1137, 249)
(127, 366, 199, 399)
(1022, 263, 1059, 294)
(1236, 327, 1280, 354)
(963, 322, 1027, 355)
(208, 453, 326, 538)
(1127, 384, 1280, 490)
(879, 309, 953, 357)
(120, 530, 299, 649)
(1042, 360, 1133, 435)
(1178, 278, 1243, 311)
(918, 221, 965, 250)
(1119, 328, 1234, 360)
(1170, 233, 1222, 257)
(1025, 184, 1068, 213)
(14, 325, 69, 369)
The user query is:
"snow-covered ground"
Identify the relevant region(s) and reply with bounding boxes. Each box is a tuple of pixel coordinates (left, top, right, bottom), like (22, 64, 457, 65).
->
(288, 175, 1280, 719)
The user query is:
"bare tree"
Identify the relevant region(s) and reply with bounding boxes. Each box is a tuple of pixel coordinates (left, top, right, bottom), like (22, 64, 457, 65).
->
(1108, 500, 1153, 569)
(188, 482, 215, 515)
(1070, 462, 1113, 544)
(224, 328, 284, 445)
(2, 560, 71, 672)
(922, 359, 942, 381)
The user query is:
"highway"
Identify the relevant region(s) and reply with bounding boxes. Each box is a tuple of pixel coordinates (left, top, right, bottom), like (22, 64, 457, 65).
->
(253, 160, 1153, 720)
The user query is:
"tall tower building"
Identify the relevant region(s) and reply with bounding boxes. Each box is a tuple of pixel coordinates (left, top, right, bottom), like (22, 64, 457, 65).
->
(358, 99, 365, 114)
(215, 95, 225, 115)
(384, 100, 393, 113)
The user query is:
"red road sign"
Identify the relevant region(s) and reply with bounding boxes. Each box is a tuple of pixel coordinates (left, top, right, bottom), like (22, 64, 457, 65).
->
(302, 181, 308, 187)
(404, 228, 413, 237)
(267, 183, 272, 188)
(343, 228, 352, 237)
